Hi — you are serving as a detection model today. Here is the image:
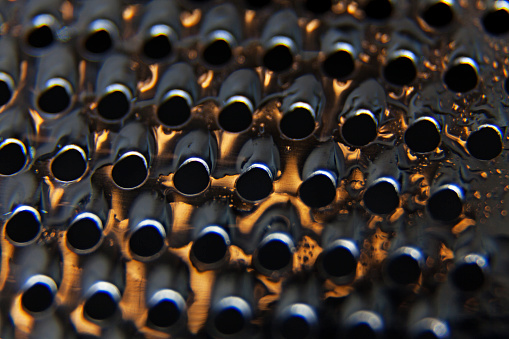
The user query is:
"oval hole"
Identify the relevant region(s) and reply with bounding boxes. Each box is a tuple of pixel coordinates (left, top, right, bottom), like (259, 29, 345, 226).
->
(299, 172, 336, 208)
(84, 290, 118, 321)
(257, 237, 293, 272)
(149, 299, 182, 328)
(218, 101, 253, 133)
(451, 262, 485, 292)
(263, 44, 293, 72)
(422, 1, 454, 28)
(5, 206, 41, 245)
(173, 159, 210, 195)
(483, 8, 509, 35)
(85, 30, 113, 54)
(111, 152, 148, 189)
(236, 166, 273, 202)
(27, 25, 54, 49)
(281, 314, 312, 339)
(51, 145, 87, 182)
(280, 107, 316, 140)
(383, 54, 417, 86)
(404, 118, 441, 153)
(305, 0, 332, 14)
(466, 125, 503, 160)
(0, 139, 27, 176)
(363, 179, 400, 215)
(129, 222, 166, 259)
(346, 323, 378, 339)
(97, 86, 131, 121)
(444, 58, 478, 93)
(0, 74, 13, 107)
(364, 0, 393, 19)
(37, 80, 72, 114)
(215, 307, 246, 335)
(341, 111, 378, 147)
(21, 280, 55, 313)
(321, 245, 358, 278)
(157, 91, 192, 127)
(427, 186, 463, 222)
(192, 229, 229, 265)
(67, 214, 103, 253)
(386, 253, 421, 285)
(143, 35, 172, 60)
(322, 49, 355, 80)
(203, 39, 232, 66)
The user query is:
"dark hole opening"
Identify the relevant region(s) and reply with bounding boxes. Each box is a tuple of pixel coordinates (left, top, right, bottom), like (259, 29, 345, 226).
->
(174, 160, 210, 195)
(422, 2, 454, 28)
(404, 119, 441, 153)
(386, 254, 421, 285)
(0, 142, 26, 176)
(305, 0, 332, 14)
(363, 180, 399, 215)
(67, 217, 102, 252)
(157, 95, 191, 127)
(97, 90, 130, 121)
(257, 238, 292, 271)
(444, 62, 478, 93)
(218, 101, 253, 133)
(84, 291, 118, 320)
(342, 113, 378, 147)
(0, 80, 12, 106)
(246, 0, 270, 7)
(5, 209, 40, 244)
(149, 299, 181, 328)
(84, 30, 112, 54)
(416, 331, 441, 339)
(27, 25, 54, 49)
(111, 154, 147, 189)
(203, 39, 232, 66)
(21, 282, 54, 313)
(346, 323, 377, 339)
(322, 50, 355, 80)
(38, 85, 71, 114)
(428, 188, 462, 222)
(299, 173, 336, 208)
(383, 56, 417, 86)
(322, 246, 357, 277)
(281, 314, 310, 339)
(483, 9, 509, 35)
(215, 307, 245, 335)
(192, 231, 228, 264)
(263, 44, 293, 72)
(51, 148, 87, 182)
(466, 127, 503, 160)
(236, 167, 273, 202)
(280, 107, 315, 140)
(451, 262, 485, 291)
(364, 0, 392, 19)
(143, 35, 172, 60)
(129, 225, 165, 258)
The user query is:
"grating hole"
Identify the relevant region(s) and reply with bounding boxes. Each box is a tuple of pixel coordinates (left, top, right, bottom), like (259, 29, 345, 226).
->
(428, 188, 462, 222)
(111, 154, 147, 189)
(51, 148, 87, 182)
(129, 225, 165, 258)
(149, 299, 181, 328)
(305, 0, 332, 14)
(218, 101, 253, 133)
(203, 39, 232, 66)
(386, 254, 421, 285)
(157, 95, 191, 127)
(322, 246, 357, 278)
(416, 331, 441, 339)
(0, 80, 12, 106)
(5, 209, 40, 244)
(299, 174, 336, 208)
(466, 126, 503, 160)
(364, 0, 392, 19)
(192, 231, 228, 264)
(37, 85, 71, 114)
(483, 9, 509, 35)
(27, 25, 54, 48)
(404, 119, 441, 153)
(280, 107, 315, 139)
(281, 314, 310, 339)
(84, 30, 112, 54)
(451, 262, 484, 291)
(97, 91, 130, 120)
(67, 217, 102, 252)
(0, 142, 26, 176)
(444, 62, 478, 93)
(236, 167, 273, 201)
(21, 282, 54, 313)
(263, 44, 293, 72)
(383, 56, 417, 86)
(174, 160, 210, 195)
(342, 113, 378, 147)
(322, 50, 355, 80)
(363, 180, 399, 215)
(84, 291, 118, 320)
(258, 239, 292, 271)
(422, 2, 454, 28)
(346, 323, 377, 339)
(215, 307, 245, 335)
(143, 35, 172, 60)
